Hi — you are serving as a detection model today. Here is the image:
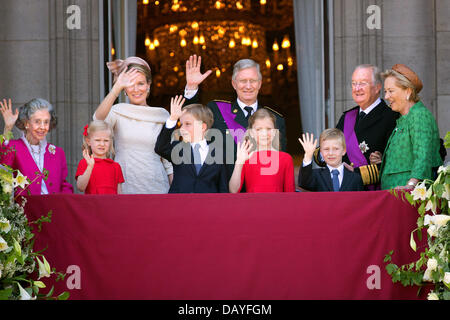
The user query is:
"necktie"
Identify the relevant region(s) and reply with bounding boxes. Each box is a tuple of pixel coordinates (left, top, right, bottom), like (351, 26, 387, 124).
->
(193, 144, 202, 174)
(331, 169, 340, 192)
(358, 111, 366, 123)
(244, 106, 253, 121)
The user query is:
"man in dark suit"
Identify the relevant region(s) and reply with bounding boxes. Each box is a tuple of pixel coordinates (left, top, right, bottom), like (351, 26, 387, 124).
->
(314, 64, 399, 188)
(183, 55, 287, 179)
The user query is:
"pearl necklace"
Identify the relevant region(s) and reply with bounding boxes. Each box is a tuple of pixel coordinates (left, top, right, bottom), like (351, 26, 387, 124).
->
(27, 139, 42, 165)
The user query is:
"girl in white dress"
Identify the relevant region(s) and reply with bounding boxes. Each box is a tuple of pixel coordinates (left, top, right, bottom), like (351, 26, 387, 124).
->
(93, 57, 173, 194)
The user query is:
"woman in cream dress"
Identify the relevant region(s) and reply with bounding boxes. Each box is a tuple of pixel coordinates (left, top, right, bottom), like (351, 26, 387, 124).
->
(93, 57, 173, 194)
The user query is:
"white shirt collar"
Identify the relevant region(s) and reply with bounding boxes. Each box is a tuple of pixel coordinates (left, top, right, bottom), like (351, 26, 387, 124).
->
(327, 163, 345, 186)
(20, 134, 47, 155)
(359, 97, 381, 115)
(237, 98, 258, 114)
(191, 139, 208, 150)
(20, 133, 49, 194)
(326, 163, 344, 175)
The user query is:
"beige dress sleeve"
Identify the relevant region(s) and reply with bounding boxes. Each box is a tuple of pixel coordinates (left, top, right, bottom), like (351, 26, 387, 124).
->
(97, 103, 173, 194)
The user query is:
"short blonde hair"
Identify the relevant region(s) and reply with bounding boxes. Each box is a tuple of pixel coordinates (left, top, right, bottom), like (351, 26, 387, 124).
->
(182, 104, 214, 129)
(381, 69, 420, 103)
(82, 120, 115, 158)
(319, 128, 346, 149)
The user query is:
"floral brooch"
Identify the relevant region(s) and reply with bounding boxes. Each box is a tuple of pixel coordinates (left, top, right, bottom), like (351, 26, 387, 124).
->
(359, 141, 369, 153)
(48, 144, 56, 155)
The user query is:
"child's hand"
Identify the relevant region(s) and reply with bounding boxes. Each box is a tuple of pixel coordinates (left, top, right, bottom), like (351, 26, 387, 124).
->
(0, 98, 19, 132)
(83, 149, 95, 168)
(298, 133, 317, 163)
(169, 95, 185, 121)
(236, 139, 253, 165)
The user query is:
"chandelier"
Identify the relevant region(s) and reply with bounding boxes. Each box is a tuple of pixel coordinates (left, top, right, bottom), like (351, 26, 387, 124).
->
(138, 0, 295, 95)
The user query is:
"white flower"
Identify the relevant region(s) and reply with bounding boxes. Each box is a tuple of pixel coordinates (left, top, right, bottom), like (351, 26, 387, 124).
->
(424, 214, 450, 237)
(2, 182, 13, 194)
(411, 181, 428, 201)
(433, 215, 450, 229)
(427, 258, 438, 271)
(427, 292, 439, 300)
(427, 225, 438, 237)
(437, 165, 450, 174)
(0, 236, 9, 252)
(442, 185, 450, 201)
(423, 268, 433, 282)
(17, 283, 35, 300)
(424, 214, 432, 226)
(444, 272, 450, 285)
(48, 144, 56, 155)
(36, 256, 51, 279)
(425, 199, 437, 214)
(0, 218, 11, 233)
(13, 171, 29, 189)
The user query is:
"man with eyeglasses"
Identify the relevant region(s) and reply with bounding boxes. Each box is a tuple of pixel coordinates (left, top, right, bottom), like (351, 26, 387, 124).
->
(182, 55, 287, 180)
(314, 64, 398, 189)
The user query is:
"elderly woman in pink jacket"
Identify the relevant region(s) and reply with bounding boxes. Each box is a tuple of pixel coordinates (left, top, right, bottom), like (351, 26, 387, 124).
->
(0, 98, 73, 195)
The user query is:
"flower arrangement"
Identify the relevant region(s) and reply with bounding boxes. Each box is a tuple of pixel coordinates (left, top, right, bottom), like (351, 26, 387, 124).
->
(385, 132, 450, 300)
(0, 135, 68, 300)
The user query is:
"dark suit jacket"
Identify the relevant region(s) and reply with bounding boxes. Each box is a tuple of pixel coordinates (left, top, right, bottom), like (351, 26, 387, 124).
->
(298, 163, 364, 192)
(336, 99, 399, 165)
(155, 125, 228, 193)
(185, 92, 287, 180)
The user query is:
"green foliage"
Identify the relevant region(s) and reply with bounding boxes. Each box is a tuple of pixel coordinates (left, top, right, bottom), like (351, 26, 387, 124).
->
(0, 134, 69, 300)
(386, 136, 449, 300)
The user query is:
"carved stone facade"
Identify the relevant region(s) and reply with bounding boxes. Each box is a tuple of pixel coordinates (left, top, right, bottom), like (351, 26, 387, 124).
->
(334, 0, 449, 146)
(0, 0, 101, 187)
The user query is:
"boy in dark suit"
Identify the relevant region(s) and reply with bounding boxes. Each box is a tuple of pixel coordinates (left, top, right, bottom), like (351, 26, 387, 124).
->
(298, 128, 363, 192)
(155, 95, 228, 193)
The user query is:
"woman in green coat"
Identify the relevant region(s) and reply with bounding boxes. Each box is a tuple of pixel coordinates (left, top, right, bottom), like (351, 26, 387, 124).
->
(380, 64, 442, 190)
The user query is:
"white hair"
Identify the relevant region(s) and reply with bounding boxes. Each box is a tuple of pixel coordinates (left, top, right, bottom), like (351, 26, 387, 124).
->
(232, 59, 262, 80)
(354, 64, 382, 85)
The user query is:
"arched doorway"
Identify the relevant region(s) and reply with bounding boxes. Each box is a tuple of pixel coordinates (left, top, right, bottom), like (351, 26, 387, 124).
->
(134, 0, 302, 157)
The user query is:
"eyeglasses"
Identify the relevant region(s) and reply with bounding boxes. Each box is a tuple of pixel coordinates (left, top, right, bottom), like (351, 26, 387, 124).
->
(351, 81, 370, 88)
(237, 79, 260, 85)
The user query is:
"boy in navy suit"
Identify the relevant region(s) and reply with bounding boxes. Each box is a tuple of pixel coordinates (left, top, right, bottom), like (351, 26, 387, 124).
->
(298, 128, 363, 192)
(155, 95, 228, 193)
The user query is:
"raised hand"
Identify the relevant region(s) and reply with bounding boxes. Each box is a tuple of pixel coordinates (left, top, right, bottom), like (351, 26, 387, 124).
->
(0, 98, 19, 133)
(83, 149, 95, 168)
(185, 55, 212, 90)
(169, 95, 186, 121)
(114, 68, 141, 91)
(298, 133, 318, 163)
(236, 139, 253, 165)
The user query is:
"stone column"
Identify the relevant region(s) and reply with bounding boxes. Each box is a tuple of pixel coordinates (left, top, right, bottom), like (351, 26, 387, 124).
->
(333, 0, 383, 124)
(0, 0, 101, 187)
(48, 0, 101, 186)
(382, 0, 436, 113)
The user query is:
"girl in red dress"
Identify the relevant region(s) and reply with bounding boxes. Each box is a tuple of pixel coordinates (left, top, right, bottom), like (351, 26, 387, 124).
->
(75, 120, 124, 194)
(229, 109, 295, 193)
